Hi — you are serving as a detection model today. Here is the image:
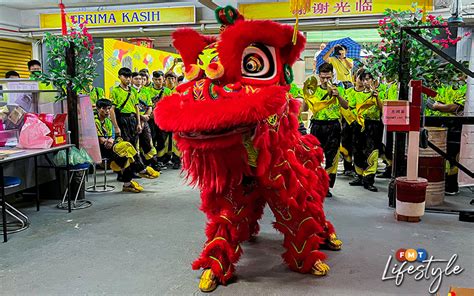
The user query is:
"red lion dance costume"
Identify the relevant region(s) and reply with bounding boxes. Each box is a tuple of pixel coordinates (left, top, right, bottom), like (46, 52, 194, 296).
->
(155, 6, 342, 292)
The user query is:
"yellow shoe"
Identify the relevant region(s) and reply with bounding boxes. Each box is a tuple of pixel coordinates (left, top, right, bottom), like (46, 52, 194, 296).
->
(139, 166, 160, 179)
(122, 182, 143, 193)
(326, 233, 343, 251)
(199, 269, 218, 293)
(130, 180, 144, 191)
(311, 260, 330, 276)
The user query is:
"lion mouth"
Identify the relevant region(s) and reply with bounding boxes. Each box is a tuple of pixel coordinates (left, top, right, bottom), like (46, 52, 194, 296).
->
(178, 125, 255, 139)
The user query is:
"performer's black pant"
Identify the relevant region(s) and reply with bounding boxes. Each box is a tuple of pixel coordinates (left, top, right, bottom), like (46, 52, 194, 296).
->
(446, 124, 462, 193)
(340, 118, 355, 172)
(99, 144, 144, 183)
(353, 120, 383, 186)
(139, 121, 158, 167)
(118, 114, 146, 169)
(298, 122, 307, 135)
(150, 120, 180, 165)
(310, 119, 341, 188)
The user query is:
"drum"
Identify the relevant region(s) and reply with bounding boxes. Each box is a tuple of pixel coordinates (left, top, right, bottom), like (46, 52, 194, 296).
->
(418, 127, 447, 206)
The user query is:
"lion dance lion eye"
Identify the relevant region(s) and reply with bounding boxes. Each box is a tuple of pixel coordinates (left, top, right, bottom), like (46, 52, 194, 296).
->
(241, 43, 276, 80)
(244, 55, 264, 73)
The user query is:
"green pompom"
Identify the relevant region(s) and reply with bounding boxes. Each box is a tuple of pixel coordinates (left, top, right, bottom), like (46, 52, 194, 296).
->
(284, 64, 294, 84)
(215, 5, 239, 25)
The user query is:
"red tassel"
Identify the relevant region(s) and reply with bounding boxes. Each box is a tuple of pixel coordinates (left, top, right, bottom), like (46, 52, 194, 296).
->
(59, 1, 67, 35)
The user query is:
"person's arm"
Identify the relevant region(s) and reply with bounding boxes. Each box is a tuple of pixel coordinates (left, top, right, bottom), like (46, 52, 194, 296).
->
(433, 102, 462, 114)
(110, 107, 121, 136)
(332, 87, 349, 109)
(109, 90, 121, 136)
(136, 105, 142, 133)
(145, 106, 152, 117)
(374, 90, 384, 110)
(323, 46, 335, 63)
(343, 57, 354, 69)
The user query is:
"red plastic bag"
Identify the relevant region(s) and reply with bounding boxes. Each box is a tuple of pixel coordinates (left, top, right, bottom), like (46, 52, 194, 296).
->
(17, 114, 53, 149)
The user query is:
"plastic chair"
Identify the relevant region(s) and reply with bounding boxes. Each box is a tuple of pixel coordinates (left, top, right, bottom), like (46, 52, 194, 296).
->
(57, 163, 92, 210)
(0, 176, 29, 234)
(85, 158, 115, 193)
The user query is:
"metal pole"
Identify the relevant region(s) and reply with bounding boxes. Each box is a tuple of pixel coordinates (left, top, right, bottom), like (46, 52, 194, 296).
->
(389, 29, 410, 207)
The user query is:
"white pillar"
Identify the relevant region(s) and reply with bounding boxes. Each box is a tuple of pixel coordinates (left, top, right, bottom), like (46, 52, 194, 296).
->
(458, 27, 474, 185)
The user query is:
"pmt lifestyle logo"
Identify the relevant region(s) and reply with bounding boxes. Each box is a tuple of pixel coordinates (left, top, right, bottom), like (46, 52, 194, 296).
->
(381, 248, 464, 294)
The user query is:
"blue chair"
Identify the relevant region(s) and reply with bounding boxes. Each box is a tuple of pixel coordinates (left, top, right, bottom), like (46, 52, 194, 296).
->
(0, 176, 29, 234)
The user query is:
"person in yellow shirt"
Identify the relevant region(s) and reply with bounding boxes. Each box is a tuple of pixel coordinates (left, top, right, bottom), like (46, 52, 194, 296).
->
(323, 45, 354, 88)
(347, 69, 384, 192)
(303, 63, 349, 197)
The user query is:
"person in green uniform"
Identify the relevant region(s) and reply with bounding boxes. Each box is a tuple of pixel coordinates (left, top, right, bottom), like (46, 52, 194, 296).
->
(348, 69, 383, 192)
(83, 83, 106, 108)
(151, 70, 180, 169)
(376, 81, 398, 179)
(95, 99, 148, 192)
(289, 82, 308, 135)
(132, 72, 160, 170)
(426, 81, 466, 195)
(139, 69, 152, 91)
(340, 68, 365, 177)
(150, 71, 173, 101)
(27, 59, 55, 91)
(165, 72, 178, 93)
(110, 67, 160, 179)
(303, 62, 349, 197)
(27, 60, 42, 78)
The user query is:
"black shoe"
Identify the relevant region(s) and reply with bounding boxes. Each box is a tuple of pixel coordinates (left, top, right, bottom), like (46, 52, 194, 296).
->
(376, 170, 391, 179)
(131, 173, 142, 179)
(326, 191, 333, 198)
(349, 178, 363, 186)
(172, 162, 181, 170)
(364, 184, 378, 192)
(157, 162, 168, 170)
(151, 164, 162, 172)
(344, 170, 356, 177)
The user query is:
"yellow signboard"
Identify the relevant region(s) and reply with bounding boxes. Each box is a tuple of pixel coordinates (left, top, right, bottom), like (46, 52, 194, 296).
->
(103, 39, 182, 97)
(239, 0, 433, 20)
(40, 6, 195, 29)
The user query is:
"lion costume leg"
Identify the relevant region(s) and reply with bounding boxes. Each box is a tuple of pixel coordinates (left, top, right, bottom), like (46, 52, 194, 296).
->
(267, 196, 330, 276)
(193, 182, 265, 291)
